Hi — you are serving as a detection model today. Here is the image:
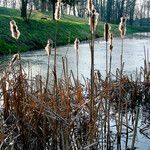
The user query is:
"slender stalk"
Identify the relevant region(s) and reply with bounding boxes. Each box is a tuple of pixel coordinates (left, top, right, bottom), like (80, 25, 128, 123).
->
(125, 99, 128, 149)
(131, 106, 140, 150)
(109, 50, 112, 80)
(46, 55, 50, 90)
(120, 38, 124, 75)
(90, 32, 95, 121)
(106, 42, 108, 78)
(76, 49, 79, 83)
(117, 37, 124, 150)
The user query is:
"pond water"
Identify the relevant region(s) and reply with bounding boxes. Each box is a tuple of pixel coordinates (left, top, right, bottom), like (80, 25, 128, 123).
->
(0, 33, 150, 149)
(1, 33, 150, 81)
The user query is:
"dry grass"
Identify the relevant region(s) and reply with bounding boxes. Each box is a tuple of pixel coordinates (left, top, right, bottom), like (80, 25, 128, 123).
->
(0, 50, 149, 149)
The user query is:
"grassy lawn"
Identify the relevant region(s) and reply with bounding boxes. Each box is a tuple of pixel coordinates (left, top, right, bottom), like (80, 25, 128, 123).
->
(0, 7, 149, 54)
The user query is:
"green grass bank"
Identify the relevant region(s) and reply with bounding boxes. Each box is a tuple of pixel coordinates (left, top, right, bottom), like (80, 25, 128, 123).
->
(0, 7, 149, 54)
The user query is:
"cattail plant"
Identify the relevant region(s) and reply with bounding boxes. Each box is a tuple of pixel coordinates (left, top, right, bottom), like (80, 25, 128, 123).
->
(119, 16, 126, 73)
(104, 23, 111, 78)
(55, 1, 61, 20)
(10, 20, 20, 40)
(74, 38, 80, 83)
(104, 23, 111, 149)
(89, 9, 98, 34)
(118, 17, 126, 149)
(87, 0, 94, 13)
(88, 7, 99, 145)
(45, 39, 53, 90)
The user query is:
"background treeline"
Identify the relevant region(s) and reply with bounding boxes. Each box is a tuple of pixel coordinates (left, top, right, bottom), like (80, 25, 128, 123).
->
(0, 0, 150, 26)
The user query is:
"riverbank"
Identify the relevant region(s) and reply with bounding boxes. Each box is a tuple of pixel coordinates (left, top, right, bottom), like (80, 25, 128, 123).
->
(0, 7, 150, 54)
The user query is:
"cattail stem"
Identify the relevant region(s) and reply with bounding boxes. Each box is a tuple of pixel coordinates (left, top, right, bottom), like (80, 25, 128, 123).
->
(109, 50, 112, 80)
(106, 42, 108, 79)
(125, 99, 128, 149)
(131, 105, 140, 150)
(90, 32, 95, 121)
(117, 37, 124, 150)
(120, 38, 124, 76)
(53, 48, 57, 92)
(46, 55, 50, 90)
(76, 49, 79, 83)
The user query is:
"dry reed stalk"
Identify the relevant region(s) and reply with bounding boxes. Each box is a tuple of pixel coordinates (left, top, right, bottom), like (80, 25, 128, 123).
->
(104, 23, 111, 149)
(125, 98, 128, 150)
(74, 38, 80, 83)
(131, 105, 140, 150)
(117, 17, 126, 150)
(45, 39, 53, 90)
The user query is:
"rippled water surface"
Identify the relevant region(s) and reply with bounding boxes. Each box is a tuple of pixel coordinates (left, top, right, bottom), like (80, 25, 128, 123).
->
(0, 33, 150, 149)
(23, 34, 150, 80)
(0, 34, 150, 80)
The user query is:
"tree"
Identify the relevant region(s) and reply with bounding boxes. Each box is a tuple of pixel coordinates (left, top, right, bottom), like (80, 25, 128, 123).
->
(21, 0, 28, 20)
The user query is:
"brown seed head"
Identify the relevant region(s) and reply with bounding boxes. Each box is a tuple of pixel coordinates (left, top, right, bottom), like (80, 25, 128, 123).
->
(109, 33, 113, 51)
(104, 23, 111, 42)
(74, 38, 80, 50)
(119, 17, 126, 38)
(89, 9, 99, 34)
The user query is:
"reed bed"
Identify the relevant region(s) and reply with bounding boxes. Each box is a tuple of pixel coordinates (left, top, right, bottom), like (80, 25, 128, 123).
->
(0, 2, 150, 149)
(0, 49, 149, 149)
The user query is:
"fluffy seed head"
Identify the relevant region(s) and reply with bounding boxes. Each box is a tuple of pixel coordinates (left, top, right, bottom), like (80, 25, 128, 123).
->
(45, 39, 53, 56)
(109, 33, 113, 51)
(74, 38, 80, 51)
(104, 23, 111, 42)
(55, 1, 61, 20)
(89, 9, 99, 34)
(119, 16, 126, 38)
(10, 20, 20, 40)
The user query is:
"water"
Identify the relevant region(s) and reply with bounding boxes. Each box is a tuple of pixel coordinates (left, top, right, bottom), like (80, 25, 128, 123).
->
(0, 33, 150, 149)
(0, 33, 149, 80)
(1, 34, 149, 80)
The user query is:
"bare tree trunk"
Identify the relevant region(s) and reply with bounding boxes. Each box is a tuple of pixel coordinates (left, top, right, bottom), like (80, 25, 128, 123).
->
(21, 0, 28, 21)
(129, 0, 136, 25)
(11, 0, 16, 8)
(3, 0, 7, 7)
(52, 0, 56, 20)
(106, 0, 113, 22)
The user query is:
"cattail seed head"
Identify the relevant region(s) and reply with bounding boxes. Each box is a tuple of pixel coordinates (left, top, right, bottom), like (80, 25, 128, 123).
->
(119, 16, 126, 38)
(104, 23, 111, 42)
(45, 39, 53, 56)
(74, 38, 80, 51)
(87, 0, 94, 13)
(10, 20, 20, 40)
(9, 53, 20, 67)
(109, 33, 113, 51)
(55, 1, 61, 20)
(89, 9, 99, 34)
